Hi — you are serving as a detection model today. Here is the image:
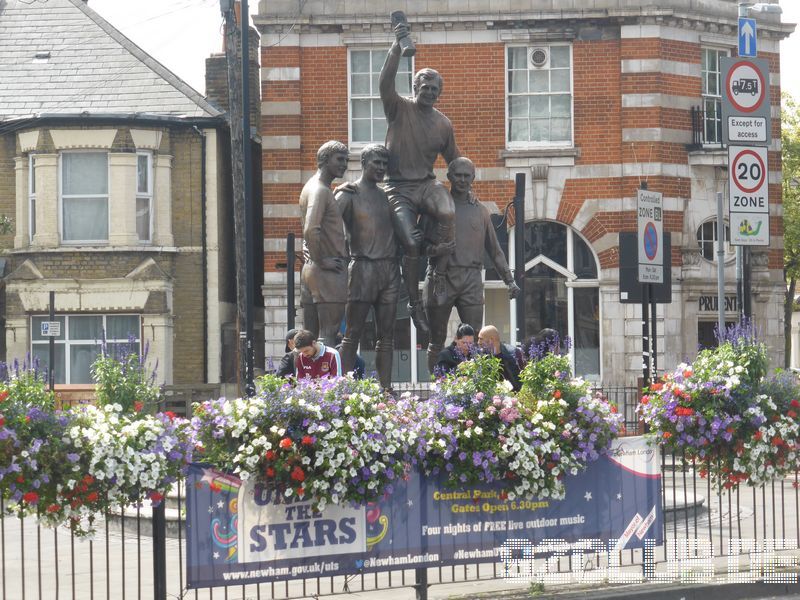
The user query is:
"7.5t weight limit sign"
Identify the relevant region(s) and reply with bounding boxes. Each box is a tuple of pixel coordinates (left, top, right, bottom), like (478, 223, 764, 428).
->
(728, 145, 769, 246)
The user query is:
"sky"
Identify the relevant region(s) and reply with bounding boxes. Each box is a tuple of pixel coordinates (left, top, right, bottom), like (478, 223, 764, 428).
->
(89, 0, 800, 100)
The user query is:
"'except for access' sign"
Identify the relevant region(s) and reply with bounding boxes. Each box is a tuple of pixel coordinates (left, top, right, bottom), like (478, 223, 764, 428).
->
(637, 188, 664, 284)
(728, 145, 770, 246)
(720, 57, 771, 146)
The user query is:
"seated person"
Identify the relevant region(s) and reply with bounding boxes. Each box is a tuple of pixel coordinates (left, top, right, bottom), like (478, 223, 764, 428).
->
(435, 323, 475, 376)
(293, 329, 343, 380)
(477, 325, 522, 391)
(275, 328, 299, 378)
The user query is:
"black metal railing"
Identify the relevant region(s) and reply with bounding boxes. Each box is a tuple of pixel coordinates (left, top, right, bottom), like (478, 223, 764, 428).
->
(2, 412, 798, 599)
(689, 104, 725, 151)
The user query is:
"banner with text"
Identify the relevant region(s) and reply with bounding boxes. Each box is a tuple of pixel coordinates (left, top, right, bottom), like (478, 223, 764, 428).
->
(186, 436, 661, 588)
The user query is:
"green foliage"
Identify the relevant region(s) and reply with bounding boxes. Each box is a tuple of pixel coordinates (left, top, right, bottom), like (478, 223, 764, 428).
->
(0, 215, 13, 236)
(437, 353, 507, 401)
(91, 345, 161, 413)
(255, 373, 287, 395)
(783, 94, 800, 278)
(1, 361, 54, 409)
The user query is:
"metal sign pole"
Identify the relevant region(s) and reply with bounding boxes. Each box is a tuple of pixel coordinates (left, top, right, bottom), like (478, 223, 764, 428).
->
(716, 192, 726, 337)
(48, 291, 55, 391)
(513, 173, 526, 344)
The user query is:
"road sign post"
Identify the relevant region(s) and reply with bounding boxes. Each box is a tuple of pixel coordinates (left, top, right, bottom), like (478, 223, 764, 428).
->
(637, 189, 664, 284)
(720, 57, 771, 146)
(728, 145, 770, 246)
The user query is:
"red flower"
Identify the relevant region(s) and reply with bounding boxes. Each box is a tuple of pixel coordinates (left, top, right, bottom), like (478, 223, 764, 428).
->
(553, 390, 562, 399)
(46, 504, 60, 513)
(149, 491, 164, 503)
(754, 431, 763, 441)
(265, 467, 276, 477)
(265, 450, 276, 461)
(640, 396, 649, 405)
(290, 466, 305, 482)
(279, 438, 293, 450)
(16, 475, 24, 484)
(0, 417, 4, 427)
(23, 491, 39, 504)
(296, 487, 305, 497)
(499, 491, 508, 501)
(301, 435, 314, 446)
(683, 369, 692, 378)
(164, 411, 177, 420)
(663, 432, 672, 439)
(0, 390, 8, 402)
(771, 436, 783, 447)
(83, 474, 95, 485)
(788, 410, 798, 420)
(86, 491, 99, 502)
(651, 382, 664, 391)
(134, 401, 144, 412)
(791, 399, 800, 408)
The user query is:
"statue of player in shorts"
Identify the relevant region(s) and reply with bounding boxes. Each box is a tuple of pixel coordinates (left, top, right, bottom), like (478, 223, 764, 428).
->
(335, 144, 400, 390)
(299, 141, 349, 345)
(422, 158, 521, 373)
(379, 15, 460, 335)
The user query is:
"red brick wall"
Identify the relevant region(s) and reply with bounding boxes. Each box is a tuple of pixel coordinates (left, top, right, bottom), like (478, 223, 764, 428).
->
(260, 35, 783, 275)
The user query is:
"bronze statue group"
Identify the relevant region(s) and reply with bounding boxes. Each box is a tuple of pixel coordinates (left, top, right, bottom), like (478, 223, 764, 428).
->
(281, 15, 557, 392)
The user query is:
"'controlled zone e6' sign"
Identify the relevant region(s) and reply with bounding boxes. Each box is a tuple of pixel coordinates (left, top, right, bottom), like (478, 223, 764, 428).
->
(637, 189, 663, 284)
(728, 145, 769, 246)
(720, 57, 771, 146)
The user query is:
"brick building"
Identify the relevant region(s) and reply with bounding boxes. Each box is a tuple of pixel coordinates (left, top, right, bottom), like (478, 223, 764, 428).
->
(256, 0, 793, 386)
(0, 0, 246, 397)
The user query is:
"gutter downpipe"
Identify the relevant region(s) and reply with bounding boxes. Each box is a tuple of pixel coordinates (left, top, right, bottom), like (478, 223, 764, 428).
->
(193, 125, 209, 383)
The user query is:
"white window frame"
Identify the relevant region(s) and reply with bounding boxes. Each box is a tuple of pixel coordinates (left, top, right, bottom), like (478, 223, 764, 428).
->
(347, 47, 414, 149)
(505, 44, 574, 148)
(30, 314, 142, 384)
(701, 47, 729, 146)
(28, 154, 36, 243)
(512, 223, 601, 382)
(136, 151, 153, 243)
(697, 218, 733, 262)
(58, 150, 110, 245)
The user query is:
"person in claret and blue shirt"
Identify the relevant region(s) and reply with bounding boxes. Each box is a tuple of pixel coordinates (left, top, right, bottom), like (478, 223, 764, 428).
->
(293, 329, 343, 380)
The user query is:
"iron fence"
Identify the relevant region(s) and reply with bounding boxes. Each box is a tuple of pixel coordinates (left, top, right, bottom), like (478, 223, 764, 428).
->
(2, 398, 799, 599)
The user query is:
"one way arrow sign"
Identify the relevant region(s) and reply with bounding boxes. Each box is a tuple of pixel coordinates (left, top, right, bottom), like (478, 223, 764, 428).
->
(739, 17, 757, 57)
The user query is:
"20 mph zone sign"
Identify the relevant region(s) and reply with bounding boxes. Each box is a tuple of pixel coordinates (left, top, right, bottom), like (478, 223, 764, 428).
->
(637, 189, 663, 284)
(728, 145, 770, 246)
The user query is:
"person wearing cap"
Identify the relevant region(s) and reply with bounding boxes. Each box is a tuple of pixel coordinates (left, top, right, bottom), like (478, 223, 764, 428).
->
(275, 328, 299, 378)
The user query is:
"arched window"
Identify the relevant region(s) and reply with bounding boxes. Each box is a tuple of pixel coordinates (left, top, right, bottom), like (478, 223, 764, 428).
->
(522, 221, 600, 380)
